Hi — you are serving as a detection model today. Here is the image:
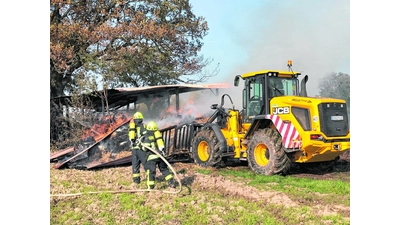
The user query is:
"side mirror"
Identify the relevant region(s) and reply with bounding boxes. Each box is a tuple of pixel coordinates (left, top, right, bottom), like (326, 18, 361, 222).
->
(234, 75, 241, 87)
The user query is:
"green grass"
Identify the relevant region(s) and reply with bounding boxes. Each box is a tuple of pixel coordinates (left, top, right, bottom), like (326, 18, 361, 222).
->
(195, 168, 213, 175)
(60, 180, 72, 187)
(51, 164, 350, 225)
(118, 193, 137, 209)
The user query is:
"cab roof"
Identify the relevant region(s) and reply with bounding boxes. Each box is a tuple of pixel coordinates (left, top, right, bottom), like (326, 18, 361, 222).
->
(241, 70, 301, 78)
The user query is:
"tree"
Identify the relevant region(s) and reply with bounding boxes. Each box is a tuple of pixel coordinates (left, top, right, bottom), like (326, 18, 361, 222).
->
(50, 0, 215, 98)
(317, 72, 350, 107)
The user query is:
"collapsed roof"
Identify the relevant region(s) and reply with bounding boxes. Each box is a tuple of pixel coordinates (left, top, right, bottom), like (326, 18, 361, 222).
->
(51, 83, 232, 112)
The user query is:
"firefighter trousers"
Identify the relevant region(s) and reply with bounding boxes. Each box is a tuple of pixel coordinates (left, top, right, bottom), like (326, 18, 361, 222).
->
(136, 150, 157, 189)
(131, 149, 142, 183)
(156, 158, 173, 182)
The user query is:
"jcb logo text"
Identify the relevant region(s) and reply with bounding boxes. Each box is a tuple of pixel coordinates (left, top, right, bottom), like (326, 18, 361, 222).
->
(272, 107, 290, 115)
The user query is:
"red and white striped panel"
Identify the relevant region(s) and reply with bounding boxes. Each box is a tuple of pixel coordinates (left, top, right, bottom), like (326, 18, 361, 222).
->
(265, 114, 302, 148)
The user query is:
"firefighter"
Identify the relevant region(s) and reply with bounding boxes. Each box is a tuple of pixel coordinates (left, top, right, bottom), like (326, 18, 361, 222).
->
(128, 111, 147, 185)
(147, 121, 176, 188)
(143, 121, 175, 189)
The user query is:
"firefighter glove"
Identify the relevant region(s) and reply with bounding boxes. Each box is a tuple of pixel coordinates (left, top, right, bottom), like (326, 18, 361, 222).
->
(159, 147, 165, 157)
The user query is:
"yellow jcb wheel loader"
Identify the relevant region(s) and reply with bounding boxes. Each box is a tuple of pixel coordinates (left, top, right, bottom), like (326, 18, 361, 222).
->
(162, 61, 350, 175)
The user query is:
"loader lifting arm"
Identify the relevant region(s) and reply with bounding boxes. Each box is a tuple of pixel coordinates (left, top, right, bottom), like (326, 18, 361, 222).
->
(206, 94, 235, 128)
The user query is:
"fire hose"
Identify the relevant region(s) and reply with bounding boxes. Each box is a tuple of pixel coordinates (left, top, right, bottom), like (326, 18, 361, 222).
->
(50, 137, 182, 197)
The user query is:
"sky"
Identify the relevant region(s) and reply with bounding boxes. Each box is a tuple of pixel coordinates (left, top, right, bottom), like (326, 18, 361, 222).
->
(189, 0, 350, 97)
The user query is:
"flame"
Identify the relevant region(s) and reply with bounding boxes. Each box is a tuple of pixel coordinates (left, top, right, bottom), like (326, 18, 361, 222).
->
(166, 105, 174, 113)
(82, 113, 130, 142)
(185, 108, 193, 114)
(187, 98, 194, 105)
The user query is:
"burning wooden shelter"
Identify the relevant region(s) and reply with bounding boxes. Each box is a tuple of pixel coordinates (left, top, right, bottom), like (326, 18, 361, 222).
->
(50, 83, 231, 169)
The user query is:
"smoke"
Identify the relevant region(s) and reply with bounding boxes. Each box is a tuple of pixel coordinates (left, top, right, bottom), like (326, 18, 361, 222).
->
(197, 0, 350, 97)
(154, 90, 221, 129)
(130, 89, 224, 129)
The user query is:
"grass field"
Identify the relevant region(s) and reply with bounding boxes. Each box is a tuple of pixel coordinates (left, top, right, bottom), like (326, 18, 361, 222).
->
(50, 161, 350, 225)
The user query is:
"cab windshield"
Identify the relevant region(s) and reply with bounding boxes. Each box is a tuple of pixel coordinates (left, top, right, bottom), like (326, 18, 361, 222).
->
(267, 77, 299, 98)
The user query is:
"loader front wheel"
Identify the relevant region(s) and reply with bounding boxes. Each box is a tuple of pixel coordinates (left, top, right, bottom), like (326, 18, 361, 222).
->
(192, 128, 223, 168)
(247, 128, 291, 175)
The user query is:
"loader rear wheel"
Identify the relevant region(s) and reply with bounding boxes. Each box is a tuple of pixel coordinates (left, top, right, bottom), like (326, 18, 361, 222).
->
(247, 128, 291, 175)
(192, 128, 223, 168)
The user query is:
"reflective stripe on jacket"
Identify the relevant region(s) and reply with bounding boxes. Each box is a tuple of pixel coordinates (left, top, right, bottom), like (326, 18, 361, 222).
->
(131, 123, 147, 150)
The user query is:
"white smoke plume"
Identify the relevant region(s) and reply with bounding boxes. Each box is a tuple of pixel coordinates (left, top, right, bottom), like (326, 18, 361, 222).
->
(194, 0, 349, 97)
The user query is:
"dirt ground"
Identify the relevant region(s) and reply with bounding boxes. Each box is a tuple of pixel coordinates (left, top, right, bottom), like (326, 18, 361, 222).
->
(159, 151, 350, 220)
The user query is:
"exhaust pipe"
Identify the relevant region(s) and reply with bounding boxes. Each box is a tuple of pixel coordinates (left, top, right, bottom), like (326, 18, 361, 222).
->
(300, 75, 308, 97)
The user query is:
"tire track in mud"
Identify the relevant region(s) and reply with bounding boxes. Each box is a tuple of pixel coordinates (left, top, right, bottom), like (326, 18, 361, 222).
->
(186, 173, 297, 207)
(172, 162, 349, 220)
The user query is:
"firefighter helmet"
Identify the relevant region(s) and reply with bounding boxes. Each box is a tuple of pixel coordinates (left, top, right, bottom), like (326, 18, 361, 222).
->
(133, 112, 144, 119)
(133, 112, 143, 119)
(133, 112, 144, 123)
(146, 121, 158, 131)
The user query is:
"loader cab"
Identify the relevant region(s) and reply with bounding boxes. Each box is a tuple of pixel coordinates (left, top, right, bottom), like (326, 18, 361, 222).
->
(234, 70, 300, 123)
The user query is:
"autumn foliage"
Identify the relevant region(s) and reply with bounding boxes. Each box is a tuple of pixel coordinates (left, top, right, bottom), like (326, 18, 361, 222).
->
(50, 0, 210, 98)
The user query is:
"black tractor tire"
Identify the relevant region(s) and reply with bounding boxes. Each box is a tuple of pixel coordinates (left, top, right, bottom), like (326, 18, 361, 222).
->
(192, 128, 224, 168)
(247, 128, 291, 175)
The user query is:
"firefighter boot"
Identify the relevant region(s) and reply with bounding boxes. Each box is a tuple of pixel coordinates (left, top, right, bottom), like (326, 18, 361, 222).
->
(147, 180, 155, 190)
(133, 178, 140, 184)
(168, 179, 176, 188)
